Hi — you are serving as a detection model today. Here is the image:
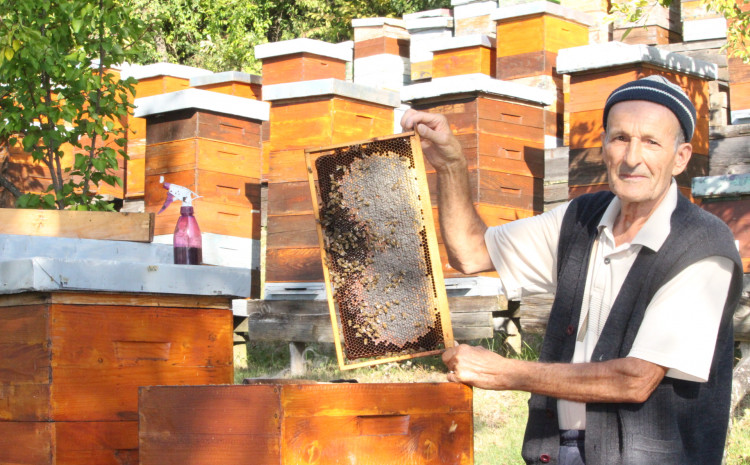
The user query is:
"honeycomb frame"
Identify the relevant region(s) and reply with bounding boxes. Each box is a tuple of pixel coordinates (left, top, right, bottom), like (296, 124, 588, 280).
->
(305, 131, 453, 370)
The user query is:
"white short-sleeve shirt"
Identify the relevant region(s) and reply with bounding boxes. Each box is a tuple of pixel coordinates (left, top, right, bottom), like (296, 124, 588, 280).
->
(484, 181, 734, 429)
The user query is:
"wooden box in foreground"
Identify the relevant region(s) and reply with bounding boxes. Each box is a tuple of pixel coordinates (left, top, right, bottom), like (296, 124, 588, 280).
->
(0, 292, 234, 465)
(139, 382, 473, 465)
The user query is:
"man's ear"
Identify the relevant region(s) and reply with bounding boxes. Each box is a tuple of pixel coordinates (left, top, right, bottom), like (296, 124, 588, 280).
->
(672, 142, 692, 176)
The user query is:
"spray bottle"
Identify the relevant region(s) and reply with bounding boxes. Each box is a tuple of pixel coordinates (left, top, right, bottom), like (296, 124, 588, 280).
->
(157, 176, 203, 265)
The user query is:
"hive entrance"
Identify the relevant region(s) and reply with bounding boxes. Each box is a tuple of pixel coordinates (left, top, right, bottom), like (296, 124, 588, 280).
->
(306, 132, 453, 370)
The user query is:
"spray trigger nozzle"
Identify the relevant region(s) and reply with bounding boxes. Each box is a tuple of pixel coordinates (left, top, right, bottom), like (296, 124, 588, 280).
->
(157, 175, 201, 214)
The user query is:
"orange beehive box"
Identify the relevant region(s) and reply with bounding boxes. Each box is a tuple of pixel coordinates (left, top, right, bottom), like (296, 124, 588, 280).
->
(0, 292, 234, 465)
(431, 35, 496, 79)
(139, 382, 474, 465)
(138, 93, 268, 238)
(190, 71, 263, 100)
(255, 38, 352, 86)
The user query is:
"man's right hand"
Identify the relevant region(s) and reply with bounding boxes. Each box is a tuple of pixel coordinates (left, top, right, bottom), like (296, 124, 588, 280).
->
(400, 109, 465, 172)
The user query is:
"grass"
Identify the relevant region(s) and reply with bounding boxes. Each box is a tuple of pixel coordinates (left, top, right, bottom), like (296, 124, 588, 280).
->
(234, 335, 750, 465)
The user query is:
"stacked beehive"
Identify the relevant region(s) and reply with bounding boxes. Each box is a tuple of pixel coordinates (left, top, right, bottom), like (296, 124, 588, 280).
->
(258, 38, 400, 292)
(136, 86, 268, 283)
(492, 2, 591, 209)
(558, 42, 716, 198)
(121, 63, 210, 203)
(452, 0, 500, 36)
(404, 9, 454, 82)
(402, 75, 552, 279)
(352, 17, 411, 92)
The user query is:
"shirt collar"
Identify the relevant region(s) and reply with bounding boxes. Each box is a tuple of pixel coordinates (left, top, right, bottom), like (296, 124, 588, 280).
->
(598, 179, 678, 252)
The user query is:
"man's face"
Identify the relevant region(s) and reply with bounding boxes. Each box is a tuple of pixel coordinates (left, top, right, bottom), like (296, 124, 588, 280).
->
(601, 100, 692, 209)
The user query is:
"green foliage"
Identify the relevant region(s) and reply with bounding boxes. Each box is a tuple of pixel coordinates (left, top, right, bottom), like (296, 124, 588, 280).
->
(608, 0, 750, 61)
(0, 0, 147, 210)
(133, 0, 451, 74)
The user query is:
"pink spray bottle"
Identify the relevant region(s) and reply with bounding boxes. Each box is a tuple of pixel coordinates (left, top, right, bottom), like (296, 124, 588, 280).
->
(157, 176, 203, 265)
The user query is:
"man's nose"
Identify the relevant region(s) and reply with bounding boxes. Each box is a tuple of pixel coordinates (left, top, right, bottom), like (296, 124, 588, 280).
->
(622, 139, 642, 166)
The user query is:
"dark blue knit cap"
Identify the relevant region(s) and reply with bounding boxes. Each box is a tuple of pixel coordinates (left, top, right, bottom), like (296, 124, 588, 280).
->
(602, 75, 696, 142)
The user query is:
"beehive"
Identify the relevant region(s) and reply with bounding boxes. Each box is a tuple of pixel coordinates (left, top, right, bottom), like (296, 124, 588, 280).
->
(139, 382, 474, 465)
(0, 292, 234, 465)
(306, 132, 453, 369)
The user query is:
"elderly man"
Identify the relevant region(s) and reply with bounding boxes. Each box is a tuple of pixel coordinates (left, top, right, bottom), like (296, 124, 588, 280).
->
(401, 76, 742, 465)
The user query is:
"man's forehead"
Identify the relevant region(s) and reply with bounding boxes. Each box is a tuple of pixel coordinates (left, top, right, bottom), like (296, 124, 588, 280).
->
(606, 100, 682, 135)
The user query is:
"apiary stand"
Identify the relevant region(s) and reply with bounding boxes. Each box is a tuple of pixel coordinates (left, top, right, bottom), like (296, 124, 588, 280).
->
(0, 234, 250, 465)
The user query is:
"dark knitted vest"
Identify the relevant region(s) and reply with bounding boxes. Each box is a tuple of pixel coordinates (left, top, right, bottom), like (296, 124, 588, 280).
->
(521, 191, 743, 465)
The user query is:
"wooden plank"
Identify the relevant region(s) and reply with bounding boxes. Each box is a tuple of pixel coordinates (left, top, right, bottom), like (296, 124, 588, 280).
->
(267, 181, 315, 215)
(0, 209, 154, 242)
(135, 76, 190, 99)
(194, 81, 263, 100)
(267, 214, 319, 249)
(729, 81, 750, 110)
(265, 247, 324, 283)
(496, 50, 555, 80)
(354, 37, 410, 60)
(149, 198, 260, 238)
(544, 15, 590, 52)
(0, 422, 53, 465)
(139, 385, 281, 465)
(238, 296, 502, 343)
(56, 421, 138, 465)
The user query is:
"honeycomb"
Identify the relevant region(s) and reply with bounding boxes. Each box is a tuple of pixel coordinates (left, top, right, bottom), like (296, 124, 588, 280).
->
(306, 133, 453, 368)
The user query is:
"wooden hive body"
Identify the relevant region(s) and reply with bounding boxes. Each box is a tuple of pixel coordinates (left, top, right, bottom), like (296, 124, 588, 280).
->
(0, 292, 234, 465)
(432, 45, 496, 78)
(139, 382, 474, 465)
(144, 108, 263, 239)
(410, 94, 545, 278)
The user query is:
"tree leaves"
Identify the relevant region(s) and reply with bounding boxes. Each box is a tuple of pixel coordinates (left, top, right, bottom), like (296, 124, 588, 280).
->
(0, 0, 147, 210)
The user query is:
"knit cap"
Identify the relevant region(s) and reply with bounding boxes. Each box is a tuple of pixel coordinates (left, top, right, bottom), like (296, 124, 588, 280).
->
(602, 75, 696, 141)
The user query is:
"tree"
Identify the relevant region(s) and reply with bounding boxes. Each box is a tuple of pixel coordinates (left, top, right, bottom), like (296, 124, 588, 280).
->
(0, 0, 148, 210)
(133, 0, 452, 74)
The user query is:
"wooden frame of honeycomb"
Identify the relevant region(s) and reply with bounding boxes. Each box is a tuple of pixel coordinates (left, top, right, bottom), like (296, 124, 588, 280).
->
(305, 131, 453, 370)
